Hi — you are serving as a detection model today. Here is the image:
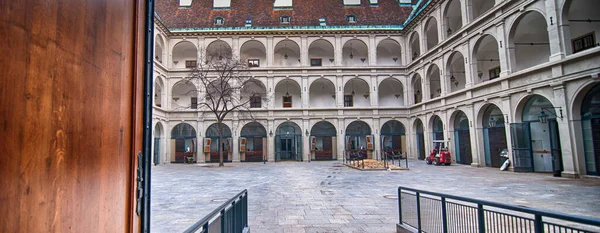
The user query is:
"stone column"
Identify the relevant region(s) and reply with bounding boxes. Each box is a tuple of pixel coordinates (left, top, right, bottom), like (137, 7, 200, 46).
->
(553, 85, 577, 177)
(302, 76, 309, 108)
(545, 0, 565, 61)
(268, 120, 275, 162)
(266, 36, 274, 67)
(303, 119, 310, 162)
(301, 36, 309, 67)
(370, 75, 378, 106)
(335, 36, 343, 66)
(336, 75, 344, 107)
(369, 35, 376, 66)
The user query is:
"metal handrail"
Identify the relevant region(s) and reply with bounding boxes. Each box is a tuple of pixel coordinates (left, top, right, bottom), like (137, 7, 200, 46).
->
(397, 186, 600, 232)
(183, 189, 248, 233)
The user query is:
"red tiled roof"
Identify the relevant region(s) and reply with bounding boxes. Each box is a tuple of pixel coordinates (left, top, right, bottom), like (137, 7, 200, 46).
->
(156, 0, 414, 29)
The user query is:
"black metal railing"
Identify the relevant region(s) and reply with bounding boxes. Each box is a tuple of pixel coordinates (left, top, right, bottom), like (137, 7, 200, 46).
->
(183, 190, 248, 233)
(397, 186, 600, 233)
(344, 150, 366, 169)
(381, 150, 409, 169)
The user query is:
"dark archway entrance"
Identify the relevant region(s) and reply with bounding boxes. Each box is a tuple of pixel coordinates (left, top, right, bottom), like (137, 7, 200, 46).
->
(345, 121, 373, 159)
(482, 105, 508, 168)
(453, 112, 472, 165)
(517, 95, 563, 174)
(581, 84, 600, 176)
(381, 120, 406, 156)
(171, 123, 197, 163)
(310, 121, 337, 161)
(205, 123, 232, 163)
(275, 122, 303, 161)
(240, 122, 267, 162)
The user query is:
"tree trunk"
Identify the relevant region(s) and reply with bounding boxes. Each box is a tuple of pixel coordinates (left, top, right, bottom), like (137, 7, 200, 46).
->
(218, 121, 224, 167)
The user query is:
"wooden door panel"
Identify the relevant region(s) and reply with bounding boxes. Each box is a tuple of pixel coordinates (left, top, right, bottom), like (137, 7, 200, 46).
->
(0, 0, 146, 232)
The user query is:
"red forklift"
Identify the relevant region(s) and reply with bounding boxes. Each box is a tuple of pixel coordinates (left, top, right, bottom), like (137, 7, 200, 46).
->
(425, 140, 452, 166)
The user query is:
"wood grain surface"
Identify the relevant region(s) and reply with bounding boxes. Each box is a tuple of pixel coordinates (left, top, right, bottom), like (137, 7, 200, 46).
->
(0, 0, 146, 232)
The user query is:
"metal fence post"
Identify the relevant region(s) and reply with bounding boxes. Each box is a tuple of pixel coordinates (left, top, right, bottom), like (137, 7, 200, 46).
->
(221, 209, 226, 233)
(398, 188, 403, 224)
(416, 192, 422, 232)
(441, 197, 448, 233)
(534, 214, 543, 233)
(477, 203, 485, 233)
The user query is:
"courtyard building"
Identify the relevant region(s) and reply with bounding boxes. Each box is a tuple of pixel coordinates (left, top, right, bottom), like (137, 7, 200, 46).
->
(152, 0, 600, 178)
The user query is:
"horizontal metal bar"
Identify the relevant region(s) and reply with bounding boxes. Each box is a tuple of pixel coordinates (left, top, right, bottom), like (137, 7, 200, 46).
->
(183, 189, 248, 233)
(397, 186, 600, 227)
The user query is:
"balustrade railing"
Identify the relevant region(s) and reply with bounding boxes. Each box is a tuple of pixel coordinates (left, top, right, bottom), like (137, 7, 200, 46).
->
(183, 190, 248, 233)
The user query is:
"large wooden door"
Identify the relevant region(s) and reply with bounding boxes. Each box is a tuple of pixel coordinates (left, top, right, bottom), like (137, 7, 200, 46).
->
(0, 0, 148, 232)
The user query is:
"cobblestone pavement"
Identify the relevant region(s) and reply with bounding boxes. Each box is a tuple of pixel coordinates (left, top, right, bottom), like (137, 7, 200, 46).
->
(151, 161, 600, 233)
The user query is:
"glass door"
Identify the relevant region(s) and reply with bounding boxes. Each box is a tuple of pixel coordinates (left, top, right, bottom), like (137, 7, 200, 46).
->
(510, 123, 534, 172)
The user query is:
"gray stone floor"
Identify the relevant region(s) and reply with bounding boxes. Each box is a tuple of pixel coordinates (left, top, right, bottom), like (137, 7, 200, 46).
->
(151, 160, 600, 233)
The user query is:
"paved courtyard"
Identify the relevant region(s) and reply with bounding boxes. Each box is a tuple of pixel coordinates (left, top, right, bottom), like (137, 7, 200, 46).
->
(151, 160, 600, 233)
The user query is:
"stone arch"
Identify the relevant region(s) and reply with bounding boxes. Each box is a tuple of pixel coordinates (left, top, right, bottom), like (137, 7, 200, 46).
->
(171, 80, 198, 110)
(343, 78, 371, 107)
(205, 40, 233, 62)
(424, 17, 439, 51)
(342, 39, 369, 66)
(446, 51, 467, 93)
(376, 38, 402, 66)
(409, 31, 421, 61)
(427, 64, 441, 99)
(472, 34, 501, 84)
(240, 40, 266, 68)
(274, 78, 302, 108)
(560, 0, 600, 55)
(309, 78, 336, 108)
(274, 39, 301, 67)
(172, 41, 198, 69)
(443, 0, 463, 38)
(378, 77, 404, 106)
(412, 73, 423, 104)
(170, 123, 198, 163)
(508, 10, 550, 72)
(308, 39, 335, 67)
(154, 34, 165, 64)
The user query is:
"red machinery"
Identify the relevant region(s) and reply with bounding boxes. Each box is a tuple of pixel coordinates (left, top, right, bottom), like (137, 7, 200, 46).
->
(425, 140, 452, 166)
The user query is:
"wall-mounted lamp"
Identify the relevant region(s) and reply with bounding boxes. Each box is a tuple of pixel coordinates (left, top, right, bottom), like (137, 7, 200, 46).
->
(305, 129, 309, 136)
(539, 107, 564, 123)
(269, 130, 273, 137)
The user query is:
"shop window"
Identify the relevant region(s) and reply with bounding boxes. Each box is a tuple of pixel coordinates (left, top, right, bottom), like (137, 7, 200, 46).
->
(310, 58, 322, 67)
(283, 96, 292, 108)
(344, 95, 353, 107)
(248, 59, 260, 67)
(572, 33, 596, 54)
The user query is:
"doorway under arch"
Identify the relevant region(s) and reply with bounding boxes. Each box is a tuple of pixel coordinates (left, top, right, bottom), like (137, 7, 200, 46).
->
(381, 120, 406, 156)
(310, 121, 337, 161)
(452, 111, 472, 165)
(171, 123, 197, 163)
(415, 119, 426, 160)
(345, 121, 373, 159)
(240, 122, 267, 162)
(275, 122, 303, 161)
(481, 104, 508, 168)
(205, 123, 232, 163)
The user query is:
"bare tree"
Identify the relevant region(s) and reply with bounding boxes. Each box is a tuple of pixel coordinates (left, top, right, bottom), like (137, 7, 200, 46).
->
(184, 46, 267, 166)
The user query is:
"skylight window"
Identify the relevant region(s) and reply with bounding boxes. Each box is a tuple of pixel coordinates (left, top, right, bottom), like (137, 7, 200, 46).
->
(214, 17, 224, 25)
(245, 19, 252, 27)
(280, 15, 291, 24)
(347, 15, 357, 23)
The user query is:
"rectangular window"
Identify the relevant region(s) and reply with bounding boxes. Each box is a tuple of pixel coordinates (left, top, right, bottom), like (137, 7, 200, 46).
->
(250, 96, 261, 108)
(310, 58, 322, 67)
(190, 97, 198, 109)
(489, 67, 501, 80)
(344, 95, 353, 107)
(572, 33, 596, 54)
(282, 96, 292, 108)
(248, 59, 260, 67)
(185, 60, 197, 68)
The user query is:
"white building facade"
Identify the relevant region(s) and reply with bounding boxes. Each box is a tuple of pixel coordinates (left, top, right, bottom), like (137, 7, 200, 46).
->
(152, 0, 600, 178)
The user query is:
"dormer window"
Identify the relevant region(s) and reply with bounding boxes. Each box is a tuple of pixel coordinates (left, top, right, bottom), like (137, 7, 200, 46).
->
(245, 19, 252, 27)
(214, 17, 224, 25)
(319, 18, 326, 26)
(346, 15, 357, 23)
(280, 15, 291, 24)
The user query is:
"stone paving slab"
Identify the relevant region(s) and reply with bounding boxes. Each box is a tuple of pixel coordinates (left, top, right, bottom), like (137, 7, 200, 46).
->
(151, 160, 600, 233)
